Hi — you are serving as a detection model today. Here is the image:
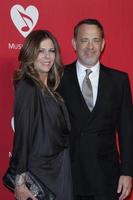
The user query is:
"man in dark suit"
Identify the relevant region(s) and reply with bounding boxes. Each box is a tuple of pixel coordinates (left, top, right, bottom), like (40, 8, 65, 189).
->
(58, 19, 133, 200)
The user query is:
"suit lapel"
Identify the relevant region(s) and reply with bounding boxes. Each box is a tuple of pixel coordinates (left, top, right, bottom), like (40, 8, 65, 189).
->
(69, 63, 91, 115)
(87, 64, 110, 123)
(93, 65, 108, 111)
(68, 63, 111, 129)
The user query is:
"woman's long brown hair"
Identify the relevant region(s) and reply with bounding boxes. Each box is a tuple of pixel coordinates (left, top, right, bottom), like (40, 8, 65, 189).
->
(13, 30, 63, 97)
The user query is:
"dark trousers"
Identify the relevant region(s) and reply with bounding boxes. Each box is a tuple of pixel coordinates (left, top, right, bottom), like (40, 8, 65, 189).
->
(74, 194, 119, 200)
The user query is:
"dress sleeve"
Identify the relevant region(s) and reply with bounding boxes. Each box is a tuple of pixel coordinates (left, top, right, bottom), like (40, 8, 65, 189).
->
(117, 74, 133, 176)
(10, 80, 36, 174)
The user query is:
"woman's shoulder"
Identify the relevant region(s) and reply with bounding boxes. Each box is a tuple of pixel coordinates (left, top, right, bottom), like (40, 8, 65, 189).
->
(15, 78, 37, 102)
(17, 77, 35, 89)
(16, 77, 36, 92)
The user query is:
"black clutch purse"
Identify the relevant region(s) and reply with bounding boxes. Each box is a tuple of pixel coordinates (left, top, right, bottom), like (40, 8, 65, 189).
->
(3, 168, 56, 200)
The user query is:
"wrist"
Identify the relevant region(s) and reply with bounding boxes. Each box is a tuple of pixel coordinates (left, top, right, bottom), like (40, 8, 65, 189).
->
(15, 173, 26, 187)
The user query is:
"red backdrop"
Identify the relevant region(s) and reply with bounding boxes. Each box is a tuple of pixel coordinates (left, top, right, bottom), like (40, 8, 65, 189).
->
(0, 0, 133, 199)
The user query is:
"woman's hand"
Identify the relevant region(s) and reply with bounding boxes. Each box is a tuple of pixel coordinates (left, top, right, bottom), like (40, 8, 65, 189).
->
(15, 184, 37, 200)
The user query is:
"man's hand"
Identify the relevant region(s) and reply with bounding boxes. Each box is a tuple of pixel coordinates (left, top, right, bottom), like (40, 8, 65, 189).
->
(117, 175, 132, 200)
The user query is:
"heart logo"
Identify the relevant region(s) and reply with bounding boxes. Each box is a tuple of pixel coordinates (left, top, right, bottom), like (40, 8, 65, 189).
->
(10, 4, 39, 38)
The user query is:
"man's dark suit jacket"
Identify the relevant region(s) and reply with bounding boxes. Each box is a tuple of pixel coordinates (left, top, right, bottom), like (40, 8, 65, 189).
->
(58, 62, 133, 196)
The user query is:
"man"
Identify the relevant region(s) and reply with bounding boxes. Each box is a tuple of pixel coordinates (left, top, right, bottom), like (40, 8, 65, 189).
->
(58, 19, 133, 200)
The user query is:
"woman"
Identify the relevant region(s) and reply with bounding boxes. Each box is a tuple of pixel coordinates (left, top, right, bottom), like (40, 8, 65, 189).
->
(8, 30, 73, 200)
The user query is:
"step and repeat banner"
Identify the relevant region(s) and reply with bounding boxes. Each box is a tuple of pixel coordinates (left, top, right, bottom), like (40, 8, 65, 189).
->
(0, 0, 133, 199)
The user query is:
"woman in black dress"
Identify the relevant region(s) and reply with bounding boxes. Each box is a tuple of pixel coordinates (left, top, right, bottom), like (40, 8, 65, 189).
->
(8, 30, 73, 200)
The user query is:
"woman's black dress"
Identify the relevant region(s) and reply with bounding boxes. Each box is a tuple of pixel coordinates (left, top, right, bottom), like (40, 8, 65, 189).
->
(10, 78, 73, 200)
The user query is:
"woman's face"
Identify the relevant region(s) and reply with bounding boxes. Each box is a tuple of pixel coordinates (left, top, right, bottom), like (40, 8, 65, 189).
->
(34, 38, 55, 75)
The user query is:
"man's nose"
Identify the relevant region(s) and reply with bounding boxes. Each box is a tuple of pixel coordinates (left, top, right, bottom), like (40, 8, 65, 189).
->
(86, 41, 94, 49)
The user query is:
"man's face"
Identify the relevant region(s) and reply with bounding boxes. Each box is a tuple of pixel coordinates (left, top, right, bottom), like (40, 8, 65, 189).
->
(72, 24, 105, 67)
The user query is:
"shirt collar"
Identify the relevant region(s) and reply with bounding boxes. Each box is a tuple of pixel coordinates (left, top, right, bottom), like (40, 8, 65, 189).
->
(76, 60, 100, 76)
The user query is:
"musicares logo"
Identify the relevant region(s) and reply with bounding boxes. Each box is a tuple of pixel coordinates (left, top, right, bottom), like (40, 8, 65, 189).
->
(10, 4, 39, 38)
